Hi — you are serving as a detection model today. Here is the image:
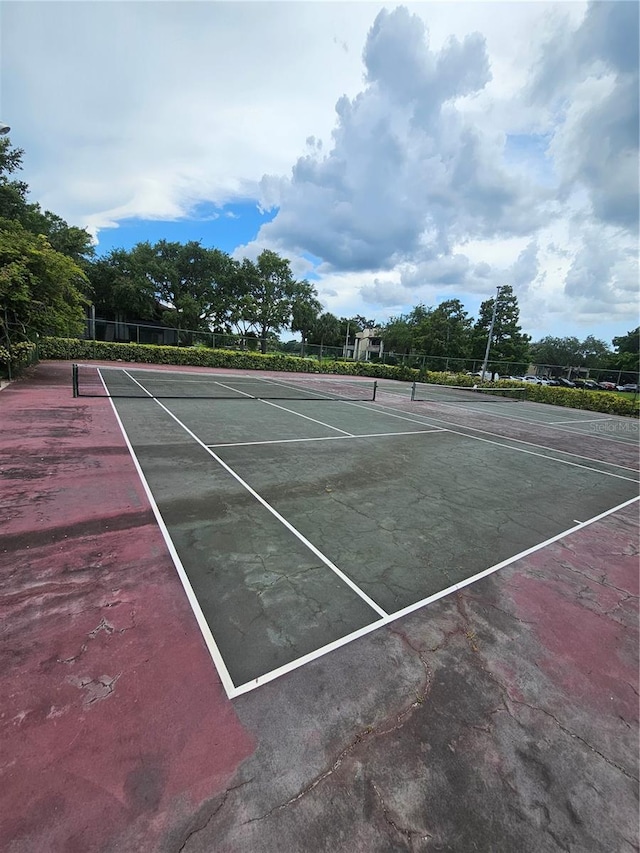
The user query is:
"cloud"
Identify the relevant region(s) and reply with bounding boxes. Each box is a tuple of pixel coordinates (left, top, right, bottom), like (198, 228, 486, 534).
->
(509, 241, 540, 293)
(3, 0, 637, 343)
(255, 6, 545, 272)
(531, 1, 639, 229)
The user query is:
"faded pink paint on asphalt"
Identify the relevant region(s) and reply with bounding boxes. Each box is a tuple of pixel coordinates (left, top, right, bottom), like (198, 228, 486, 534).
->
(1, 362, 254, 852)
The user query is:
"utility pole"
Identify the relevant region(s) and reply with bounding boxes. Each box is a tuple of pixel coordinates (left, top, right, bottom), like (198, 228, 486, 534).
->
(480, 286, 502, 380)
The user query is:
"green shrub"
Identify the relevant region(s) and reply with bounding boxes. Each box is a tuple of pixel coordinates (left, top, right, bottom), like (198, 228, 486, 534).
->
(519, 383, 638, 417)
(0, 340, 39, 378)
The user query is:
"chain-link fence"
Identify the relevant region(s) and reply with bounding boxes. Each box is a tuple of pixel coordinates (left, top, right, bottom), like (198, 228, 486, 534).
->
(65, 318, 640, 386)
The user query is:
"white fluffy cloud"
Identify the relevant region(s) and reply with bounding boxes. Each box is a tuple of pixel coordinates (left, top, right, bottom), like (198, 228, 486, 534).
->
(3, 1, 638, 343)
(256, 7, 544, 271)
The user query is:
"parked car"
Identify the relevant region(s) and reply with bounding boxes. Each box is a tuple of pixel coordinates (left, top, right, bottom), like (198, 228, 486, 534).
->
(573, 379, 601, 390)
(466, 371, 500, 381)
(521, 375, 542, 384)
(598, 381, 617, 391)
(554, 377, 576, 388)
(616, 383, 638, 392)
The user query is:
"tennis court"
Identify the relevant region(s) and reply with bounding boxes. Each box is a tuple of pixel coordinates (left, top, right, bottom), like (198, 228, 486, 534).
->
(2, 360, 639, 853)
(77, 365, 640, 696)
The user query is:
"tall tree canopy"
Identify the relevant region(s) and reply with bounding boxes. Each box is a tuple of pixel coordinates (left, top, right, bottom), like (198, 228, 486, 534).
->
(88, 240, 240, 333)
(530, 335, 611, 368)
(0, 220, 88, 346)
(610, 327, 640, 372)
(0, 137, 94, 265)
(232, 250, 299, 352)
(291, 280, 322, 356)
(382, 301, 472, 359)
(0, 137, 91, 352)
(472, 285, 530, 366)
(308, 311, 341, 355)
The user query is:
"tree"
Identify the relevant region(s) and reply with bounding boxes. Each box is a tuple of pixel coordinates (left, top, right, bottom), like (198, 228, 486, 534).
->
(0, 137, 94, 265)
(0, 219, 88, 350)
(611, 327, 640, 372)
(0, 137, 30, 222)
(233, 250, 298, 353)
(290, 280, 321, 356)
(87, 250, 158, 321)
(414, 299, 472, 359)
(382, 305, 432, 354)
(530, 335, 612, 370)
(381, 313, 414, 354)
(580, 335, 610, 368)
(114, 240, 237, 333)
(352, 314, 376, 330)
(472, 285, 530, 367)
(21, 208, 95, 266)
(529, 336, 583, 367)
(309, 312, 340, 358)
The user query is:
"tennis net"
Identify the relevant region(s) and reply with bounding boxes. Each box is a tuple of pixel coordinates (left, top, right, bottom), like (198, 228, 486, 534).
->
(411, 381, 526, 403)
(72, 364, 377, 401)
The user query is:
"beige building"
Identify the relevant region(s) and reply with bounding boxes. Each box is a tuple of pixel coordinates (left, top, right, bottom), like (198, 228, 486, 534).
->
(344, 328, 384, 361)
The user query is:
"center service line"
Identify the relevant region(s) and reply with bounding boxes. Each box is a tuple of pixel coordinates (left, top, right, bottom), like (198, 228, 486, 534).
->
(212, 378, 354, 436)
(121, 370, 388, 619)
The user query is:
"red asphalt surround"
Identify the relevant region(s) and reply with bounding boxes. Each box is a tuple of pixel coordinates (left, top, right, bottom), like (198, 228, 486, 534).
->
(1, 363, 254, 852)
(2, 361, 638, 852)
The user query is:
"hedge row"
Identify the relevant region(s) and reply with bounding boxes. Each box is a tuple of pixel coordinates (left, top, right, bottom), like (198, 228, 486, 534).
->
(516, 381, 638, 416)
(39, 337, 422, 382)
(39, 337, 638, 417)
(0, 340, 38, 366)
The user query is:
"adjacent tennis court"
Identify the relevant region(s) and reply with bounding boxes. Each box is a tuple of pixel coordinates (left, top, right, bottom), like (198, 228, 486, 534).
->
(79, 364, 640, 697)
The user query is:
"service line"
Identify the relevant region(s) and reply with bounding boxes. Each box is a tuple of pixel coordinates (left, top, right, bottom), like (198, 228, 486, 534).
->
(120, 370, 388, 623)
(207, 428, 444, 449)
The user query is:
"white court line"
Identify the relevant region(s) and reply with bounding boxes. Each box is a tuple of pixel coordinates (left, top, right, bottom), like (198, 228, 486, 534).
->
(549, 417, 617, 425)
(101, 370, 639, 698)
(97, 369, 237, 698)
(212, 378, 355, 436)
(261, 399, 354, 435)
(251, 373, 374, 398)
(398, 392, 639, 446)
(231, 493, 640, 696)
(342, 399, 640, 481)
(121, 370, 388, 625)
(265, 393, 637, 480)
(207, 429, 444, 449)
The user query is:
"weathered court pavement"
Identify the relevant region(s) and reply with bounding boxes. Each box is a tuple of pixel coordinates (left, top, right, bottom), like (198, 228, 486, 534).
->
(1, 362, 638, 852)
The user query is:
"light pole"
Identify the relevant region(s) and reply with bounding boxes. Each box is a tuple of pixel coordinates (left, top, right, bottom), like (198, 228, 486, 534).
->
(480, 286, 502, 380)
(0, 123, 10, 135)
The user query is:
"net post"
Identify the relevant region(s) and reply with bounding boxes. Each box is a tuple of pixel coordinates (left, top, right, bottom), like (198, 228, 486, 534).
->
(410, 381, 416, 401)
(72, 363, 79, 397)
(372, 381, 377, 401)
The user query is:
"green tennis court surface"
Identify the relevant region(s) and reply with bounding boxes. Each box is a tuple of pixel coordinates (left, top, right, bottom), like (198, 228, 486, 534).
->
(104, 367, 640, 696)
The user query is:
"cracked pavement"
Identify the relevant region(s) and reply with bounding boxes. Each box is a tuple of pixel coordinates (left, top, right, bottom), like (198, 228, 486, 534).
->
(1, 362, 638, 852)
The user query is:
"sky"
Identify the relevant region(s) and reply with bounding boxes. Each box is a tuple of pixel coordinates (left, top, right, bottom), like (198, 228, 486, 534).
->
(2, 1, 638, 346)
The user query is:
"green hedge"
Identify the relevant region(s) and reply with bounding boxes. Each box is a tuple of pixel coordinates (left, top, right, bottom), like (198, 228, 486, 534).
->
(518, 382, 638, 417)
(40, 338, 638, 417)
(0, 340, 39, 379)
(39, 337, 421, 382)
